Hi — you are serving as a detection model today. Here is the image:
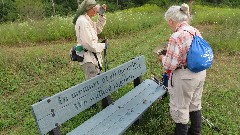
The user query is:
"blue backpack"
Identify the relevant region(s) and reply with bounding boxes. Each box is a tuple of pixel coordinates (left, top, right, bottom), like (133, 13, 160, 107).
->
(186, 31, 214, 73)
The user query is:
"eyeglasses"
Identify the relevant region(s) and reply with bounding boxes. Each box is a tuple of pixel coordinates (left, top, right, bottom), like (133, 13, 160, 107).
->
(92, 6, 98, 13)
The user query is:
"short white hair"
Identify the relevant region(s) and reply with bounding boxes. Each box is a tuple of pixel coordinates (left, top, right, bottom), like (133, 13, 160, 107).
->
(164, 3, 190, 23)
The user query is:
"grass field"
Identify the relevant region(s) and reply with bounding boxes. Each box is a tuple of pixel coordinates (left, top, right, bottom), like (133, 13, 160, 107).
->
(0, 5, 239, 135)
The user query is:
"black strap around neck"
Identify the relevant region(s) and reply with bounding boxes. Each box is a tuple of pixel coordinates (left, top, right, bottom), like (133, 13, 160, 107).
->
(83, 48, 102, 71)
(92, 52, 102, 71)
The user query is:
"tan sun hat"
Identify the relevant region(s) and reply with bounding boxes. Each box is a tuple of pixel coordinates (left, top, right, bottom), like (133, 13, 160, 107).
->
(73, 0, 97, 24)
(79, 0, 97, 14)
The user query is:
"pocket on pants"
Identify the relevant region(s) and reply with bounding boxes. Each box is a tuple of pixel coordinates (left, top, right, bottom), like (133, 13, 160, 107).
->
(181, 74, 198, 89)
(169, 73, 181, 107)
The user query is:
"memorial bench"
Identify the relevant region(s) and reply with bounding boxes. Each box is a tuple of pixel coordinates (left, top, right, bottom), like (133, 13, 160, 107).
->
(31, 55, 166, 135)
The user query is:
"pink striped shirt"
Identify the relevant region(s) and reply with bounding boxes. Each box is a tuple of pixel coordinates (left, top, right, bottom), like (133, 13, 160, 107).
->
(162, 21, 202, 71)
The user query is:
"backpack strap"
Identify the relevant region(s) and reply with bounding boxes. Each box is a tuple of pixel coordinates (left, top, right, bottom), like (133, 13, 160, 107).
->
(183, 29, 196, 36)
(179, 25, 197, 36)
(180, 28, 197, 68)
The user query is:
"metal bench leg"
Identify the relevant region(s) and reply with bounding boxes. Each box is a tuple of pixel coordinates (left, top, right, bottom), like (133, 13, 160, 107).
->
(102, 95, 113, 109)
(134, 115, 143, 125)
(133, 76, 143, 125)
(134, 76, 142, 87)
(49, 126, 61, 135)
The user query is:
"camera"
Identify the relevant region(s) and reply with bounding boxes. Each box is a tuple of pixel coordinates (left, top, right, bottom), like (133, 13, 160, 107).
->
(157, 49, 167, 55)
(98, 6, 105, 16)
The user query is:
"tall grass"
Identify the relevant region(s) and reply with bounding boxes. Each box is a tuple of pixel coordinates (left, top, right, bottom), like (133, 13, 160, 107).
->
(0, 4, 162, 46)
(0, 16, 74, 45)
(192, 5, 240, 53)
(100, 4, 163, 38)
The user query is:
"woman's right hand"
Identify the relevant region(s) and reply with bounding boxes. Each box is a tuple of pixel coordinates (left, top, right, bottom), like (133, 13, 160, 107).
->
(158, 55, 165, 63)
(102, 4, 107, 11)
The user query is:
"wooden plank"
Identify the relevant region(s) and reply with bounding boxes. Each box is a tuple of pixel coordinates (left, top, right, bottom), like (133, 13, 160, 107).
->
(103, 80, 166, 135)
(67, 79, 166, 135)
(86, 80, 157, 135)
(67, 79, 151, 135)
(31, 56, 146, 135)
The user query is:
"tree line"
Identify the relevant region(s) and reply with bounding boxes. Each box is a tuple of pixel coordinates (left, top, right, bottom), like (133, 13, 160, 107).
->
(1, 0, 239, 23)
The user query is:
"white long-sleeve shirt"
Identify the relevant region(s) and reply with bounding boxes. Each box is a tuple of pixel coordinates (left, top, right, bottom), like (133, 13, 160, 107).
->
(75, 14, 106, 67)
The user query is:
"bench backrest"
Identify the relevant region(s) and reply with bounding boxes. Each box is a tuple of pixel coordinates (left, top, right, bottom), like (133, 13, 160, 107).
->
(31, 55, 147, 135)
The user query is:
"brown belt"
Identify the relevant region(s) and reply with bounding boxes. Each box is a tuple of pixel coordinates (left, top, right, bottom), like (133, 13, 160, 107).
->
(176, 66, 188, 70)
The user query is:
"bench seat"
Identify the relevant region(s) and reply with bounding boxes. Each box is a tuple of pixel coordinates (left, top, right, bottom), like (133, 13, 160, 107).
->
(67, 79, 166, 135)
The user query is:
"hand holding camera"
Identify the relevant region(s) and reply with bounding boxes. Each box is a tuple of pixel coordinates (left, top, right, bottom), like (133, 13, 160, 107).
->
(157, 49, 167, 63)
(153, 41, 168, 56)
(101, 38, 108, 49)
(157, 49, 167, 55)
(98, 4, 106, 16)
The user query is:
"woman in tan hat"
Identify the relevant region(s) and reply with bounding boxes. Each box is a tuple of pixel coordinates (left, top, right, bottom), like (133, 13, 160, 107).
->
(73, 0, 107, 80)
(72, 0, 111, 108)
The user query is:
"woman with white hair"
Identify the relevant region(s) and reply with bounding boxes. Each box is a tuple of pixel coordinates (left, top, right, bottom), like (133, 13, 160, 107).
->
(159, 3, 206, 135)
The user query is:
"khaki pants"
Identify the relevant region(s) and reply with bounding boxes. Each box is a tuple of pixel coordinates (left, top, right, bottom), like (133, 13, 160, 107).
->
(81, 62, 100, 80)
(168, 68, 206, 124)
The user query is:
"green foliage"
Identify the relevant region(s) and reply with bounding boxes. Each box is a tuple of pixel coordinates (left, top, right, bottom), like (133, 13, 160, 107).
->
(99, 4, 163, 38)
(191, 5, 240, 53)
(41, 1, 53, 17)
(15, 0, 45, 21)
(0, 5, 162, 46)
(55, 0, 78, 15)
(0, 0, 18, 23)
(0, 16, 74, 45)
(201, 0, 240, 7)
(147, 0, 169, 8)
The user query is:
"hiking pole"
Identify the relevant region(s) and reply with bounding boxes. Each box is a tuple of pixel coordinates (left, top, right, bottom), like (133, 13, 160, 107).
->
(103, 38, 108, 72)
(189, 0, 193, 24)
(101, 38, 112, 108)
(190, 0, 193, 16)
(202, 116, 221, 132)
